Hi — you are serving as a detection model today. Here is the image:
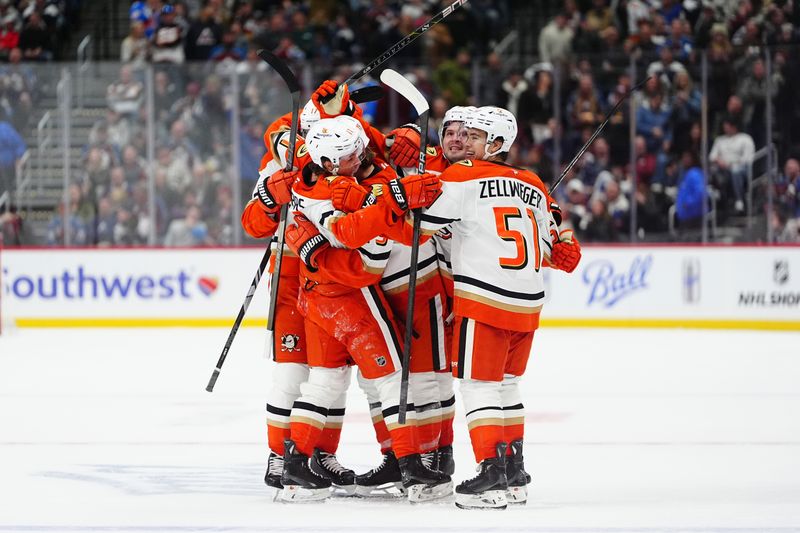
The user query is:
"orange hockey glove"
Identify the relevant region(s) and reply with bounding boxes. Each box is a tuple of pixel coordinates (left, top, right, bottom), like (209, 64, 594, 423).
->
(311, 79, 362, 119)
(330, 177, 375, 213)
(550, 229, 582, 273)
(285, 212, 330, 271)
(382, 173, 442, 215)
(256, 169, 298, 211)
(386, 124, 421, 168)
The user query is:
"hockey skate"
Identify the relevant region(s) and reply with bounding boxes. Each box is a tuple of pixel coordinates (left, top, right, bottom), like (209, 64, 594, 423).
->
(280, 439, 332, 502)
(436, 445, 455, 476)
(264, 451, 283, 490)
(354, 451, 406, 498)
(455, 442, 508, 510)
(399, 453, 453, 503)
(310, 449, 356, 496)
(505, 439, 532, 504)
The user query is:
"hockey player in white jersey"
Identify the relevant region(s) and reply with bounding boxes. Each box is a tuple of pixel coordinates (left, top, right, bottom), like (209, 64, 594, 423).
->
(413, 106, 582, 509)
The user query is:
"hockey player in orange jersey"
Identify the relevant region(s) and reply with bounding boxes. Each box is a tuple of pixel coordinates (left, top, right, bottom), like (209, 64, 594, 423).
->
(321, 105, 480, 481)
(411, 106, 582, 510)
(240, 108, 360, 496)
(275, 114, 451, 503)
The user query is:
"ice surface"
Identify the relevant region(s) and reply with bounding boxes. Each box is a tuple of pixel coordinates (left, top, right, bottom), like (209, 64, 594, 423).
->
(1, 327, 799, 532)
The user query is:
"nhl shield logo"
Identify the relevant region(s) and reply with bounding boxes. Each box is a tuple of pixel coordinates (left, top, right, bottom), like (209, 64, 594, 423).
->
(375, 356, 387, 367)
(774, 260, 789, 286)
(280, 334, 301, 352)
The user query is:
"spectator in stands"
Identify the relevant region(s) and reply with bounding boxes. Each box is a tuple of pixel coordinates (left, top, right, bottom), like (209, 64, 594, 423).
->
(153, 70, 178, 122)
(776, 158, 800, 217)
(664, 18, 692, 60)
(675, 151, 707, 229)
(129, 0, 160, 39)
(107, 65, 144, 118)
(564, 178, 589, 230)
(737, 57, 783, 147)
(121, 145, 146, 186)
(0, 12, 19, 58)
(94, 196, 116, 246)
(207, 183, 233, 244)
(636, 89, 672, 157)
(634, 134, 656, 186)
(184, 5, 221, 61)
(154, 145, 190, 194)
(432, 48, 472, 106)
(113, 203, 143, 245)
(0, 119, 25, 195)
(585, 0, 613, 33)
(46, 200, 89, 246)
(163, 204, 209, 246)
(0, 47, 35, 133)
(526, 67, 555, 145)
(581, 197, 618, 242)
(209, 28, 246, 63)
(0, 202, 23, 245)
(151, 4, 185, 64)
(107, 166, 130, 210)
(538, 11, 573, 65)
(120, 21, 149, 68)
(709, 116, 755, 214)
(647, 46, 687, 91)
(17, 10, 51, 60)
(567, 73, 604, 132)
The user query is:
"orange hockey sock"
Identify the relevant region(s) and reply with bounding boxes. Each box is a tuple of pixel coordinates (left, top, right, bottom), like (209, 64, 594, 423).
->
(317, 405, 345, 454)
(468, 424, 505, 463)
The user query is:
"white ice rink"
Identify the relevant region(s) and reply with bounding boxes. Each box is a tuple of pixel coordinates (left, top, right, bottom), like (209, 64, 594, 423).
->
(1, 326, 799, 533)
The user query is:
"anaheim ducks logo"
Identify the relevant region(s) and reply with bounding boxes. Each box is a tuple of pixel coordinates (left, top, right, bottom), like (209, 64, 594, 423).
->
(280, 334, 301, 352)
(426, 146, 437, 156)
(296, 144, 308, 158)
(456, 159, 473, 167)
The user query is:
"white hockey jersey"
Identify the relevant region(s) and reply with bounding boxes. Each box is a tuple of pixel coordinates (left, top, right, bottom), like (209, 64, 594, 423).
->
(418, 159, 556, 332)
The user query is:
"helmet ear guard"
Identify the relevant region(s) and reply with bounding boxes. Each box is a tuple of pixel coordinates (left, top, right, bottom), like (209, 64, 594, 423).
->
(300, 100, 320, 137)
(464, 106, 518, 159)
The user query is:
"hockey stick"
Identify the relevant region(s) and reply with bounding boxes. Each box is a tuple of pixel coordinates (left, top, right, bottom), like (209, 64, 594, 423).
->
(350, 85, 384, 104)
(205, 50, 301, 392)
(320, 0, 469, 103)
(259, 50, 302, 360)
(380, 69, 430, 425)
(549, 76, 650, 195)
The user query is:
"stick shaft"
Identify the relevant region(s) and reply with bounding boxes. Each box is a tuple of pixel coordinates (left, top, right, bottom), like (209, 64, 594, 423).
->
(549, 77, 650, 195)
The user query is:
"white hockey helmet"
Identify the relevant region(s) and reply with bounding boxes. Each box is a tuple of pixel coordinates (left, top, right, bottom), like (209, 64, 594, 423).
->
(438, 105, 476, 146)
(299, 100, 320, 136)
(305, 115, 370, 174)
(464, 106, 518, 158)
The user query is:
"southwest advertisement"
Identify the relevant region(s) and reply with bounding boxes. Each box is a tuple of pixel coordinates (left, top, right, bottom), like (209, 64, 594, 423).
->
(1, 247, 798, 330)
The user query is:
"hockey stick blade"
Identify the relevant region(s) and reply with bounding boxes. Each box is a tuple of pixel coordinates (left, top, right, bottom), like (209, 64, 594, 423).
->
(257, 49, 300, 93)
(350, 85, 384, 104)
(380, 69, 429, 116)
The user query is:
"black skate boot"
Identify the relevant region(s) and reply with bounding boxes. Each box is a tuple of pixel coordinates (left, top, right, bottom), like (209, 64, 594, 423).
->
(436, 445, 455, 476)
(455, 442, 508, 510)
(399, 453, 453, 503)
(310, 449, 356, 496)
(280, 439, 332, 502)
(505, 439, 531, 504)
(264, 451, 283, 489)
(354, 451, 406, 498)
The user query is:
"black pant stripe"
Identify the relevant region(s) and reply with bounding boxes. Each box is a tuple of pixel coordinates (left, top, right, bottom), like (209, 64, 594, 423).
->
(429, 297, 440, 371)
(292, 400, 328, 416)
(266, 404, 292, 417)
(367, 285, 403, 360)
(457, 317, 469, 379)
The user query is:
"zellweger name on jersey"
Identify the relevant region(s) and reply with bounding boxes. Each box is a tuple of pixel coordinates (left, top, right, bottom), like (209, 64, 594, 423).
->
(478, 178, 544, 209)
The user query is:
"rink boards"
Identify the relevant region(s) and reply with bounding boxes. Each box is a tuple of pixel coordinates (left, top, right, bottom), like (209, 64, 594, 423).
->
(1, 245, 799, 330)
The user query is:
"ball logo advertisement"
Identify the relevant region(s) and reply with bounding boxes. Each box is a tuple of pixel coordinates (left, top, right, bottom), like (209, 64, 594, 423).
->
(582, 254, 653, 308)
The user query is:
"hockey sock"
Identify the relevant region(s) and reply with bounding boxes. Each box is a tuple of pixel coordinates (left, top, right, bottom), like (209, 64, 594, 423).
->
(461, 378, 505, 463)
(267, 362, 309, 456)
(500, 375, 524, 454)
(289, 366, 350, 457)
(317, 390, 347, 454)
(410, 372, 441, 453)
(436, 371, 456, 447)
(372, 371, 419, 458)
(358, 369, 392, 453)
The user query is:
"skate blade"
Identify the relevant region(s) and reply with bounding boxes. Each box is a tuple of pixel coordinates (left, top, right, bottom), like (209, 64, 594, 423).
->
(332, 483, 357, 497)
(407, 481, 454, 503)
(280, 484, 331, 502)
(455, 489, 508, 510)
(506, 485, 527, 505)
(354, 482, 407, 498)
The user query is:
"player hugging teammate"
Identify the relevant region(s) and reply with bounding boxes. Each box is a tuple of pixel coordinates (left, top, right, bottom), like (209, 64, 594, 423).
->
(242, 79, 582, 509)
